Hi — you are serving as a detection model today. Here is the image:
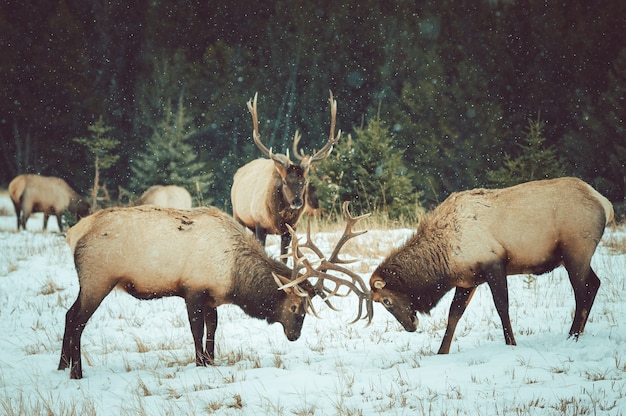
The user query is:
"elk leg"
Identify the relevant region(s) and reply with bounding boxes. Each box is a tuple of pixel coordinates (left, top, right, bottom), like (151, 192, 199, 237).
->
(43, 213, 49, 231)
(280, 232, 292, 263)
(58, 300, 79, 371)
(567, 267, 601, 339)
(11, 201, 20, 230)
(22, 208, 31, 230)
(438, 287, 477, 354)
(255, 224, 268, 246)
(186, 294, 209, 366)
(204, 306, 217, 365)
(486, 273, 516, 346)
(55, 214, 63, 232)
(59, 292, 101, 379)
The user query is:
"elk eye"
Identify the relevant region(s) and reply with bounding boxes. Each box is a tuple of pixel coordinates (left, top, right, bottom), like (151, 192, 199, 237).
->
(290, 305, 297, 313)
(383, 298, 392, 307)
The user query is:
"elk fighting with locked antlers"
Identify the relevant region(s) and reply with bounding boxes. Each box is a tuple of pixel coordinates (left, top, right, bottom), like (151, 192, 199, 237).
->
(58, 203, 370, 379)
(370, 177, 614, 353)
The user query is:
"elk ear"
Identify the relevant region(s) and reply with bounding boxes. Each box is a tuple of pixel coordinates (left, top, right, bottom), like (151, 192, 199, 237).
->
(372, 278, 386, 289)
(271, 152, 291, 170)
(272, 160, 288, 179)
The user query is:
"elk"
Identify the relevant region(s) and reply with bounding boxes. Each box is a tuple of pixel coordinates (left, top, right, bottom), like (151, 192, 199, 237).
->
(304, 182, 322, 217)
(134, 185, 193, 209)
(369, 177, 614, 354)
(231, 91, 341, 261)
(58, 203, 370, 379)
(8, 174, 91, 232)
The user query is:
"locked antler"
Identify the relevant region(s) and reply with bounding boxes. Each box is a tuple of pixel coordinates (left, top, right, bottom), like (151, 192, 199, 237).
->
(278, 201, 373, 325)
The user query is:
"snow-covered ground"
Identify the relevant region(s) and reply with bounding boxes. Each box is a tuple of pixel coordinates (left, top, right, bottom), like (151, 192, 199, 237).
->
(0, 193, 625, 415)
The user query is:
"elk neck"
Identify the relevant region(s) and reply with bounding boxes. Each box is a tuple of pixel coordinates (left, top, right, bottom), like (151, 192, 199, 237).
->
(228, 240, 295, 321)
(378, 213, 457, 313)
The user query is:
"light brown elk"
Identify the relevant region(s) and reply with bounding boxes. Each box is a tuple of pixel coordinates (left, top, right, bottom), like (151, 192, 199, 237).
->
(134, 185, 193, 209)
(58, 204, 370, 379)
(8, 174, 91, 232)
(369, 177, 614, 354)
(231, 91, 341, 261)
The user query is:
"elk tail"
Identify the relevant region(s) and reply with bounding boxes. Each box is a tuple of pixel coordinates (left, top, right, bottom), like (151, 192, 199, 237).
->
(585, 183, 615, 226)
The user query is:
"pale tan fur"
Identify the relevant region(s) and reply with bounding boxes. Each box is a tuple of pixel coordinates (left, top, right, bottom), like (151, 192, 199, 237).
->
(231, 158, 289, 234)
(9, 174, 90, 231)
(67, 206, 236, 305)
(447, 177, 613, 286)
(134, 185, 192, 209)
(583, 182, 614, 225)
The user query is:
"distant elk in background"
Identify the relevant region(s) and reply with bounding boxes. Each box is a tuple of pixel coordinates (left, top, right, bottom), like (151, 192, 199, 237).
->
(231, 91, 341, 260)
(8, 174, 91, 232)
(133, 185, 193, 209)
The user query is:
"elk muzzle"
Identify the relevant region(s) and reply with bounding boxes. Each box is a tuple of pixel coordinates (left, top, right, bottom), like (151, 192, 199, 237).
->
(290, 196, 304, 209)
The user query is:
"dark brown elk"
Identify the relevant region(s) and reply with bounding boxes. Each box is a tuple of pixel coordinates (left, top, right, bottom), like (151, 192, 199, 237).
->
(134, 185, 193, 209)
(8, 174, 91, 232)
(231, 91, 341, 261)
(369, 177, 614, 354)
(304, 182, 322, 217)
(58, 204, 368, 379)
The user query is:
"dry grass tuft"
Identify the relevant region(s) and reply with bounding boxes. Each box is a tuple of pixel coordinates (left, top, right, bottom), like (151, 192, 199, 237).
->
(38, 278, 64, 295)
(602, 228, 626, 254)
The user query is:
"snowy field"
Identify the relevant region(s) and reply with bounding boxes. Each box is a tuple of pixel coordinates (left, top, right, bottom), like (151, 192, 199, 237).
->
(0, 193, 625, 415)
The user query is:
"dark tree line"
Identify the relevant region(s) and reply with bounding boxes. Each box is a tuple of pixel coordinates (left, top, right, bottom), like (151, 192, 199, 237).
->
(1, 0, 624, 212)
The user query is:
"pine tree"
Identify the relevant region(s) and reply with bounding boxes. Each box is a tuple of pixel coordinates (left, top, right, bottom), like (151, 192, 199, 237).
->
(487, 115, 566, 188)
(131, 97, 213, 205)
(314, 115, 420, 220)
(73, 116, 120, 210)
(386, 47, 506, 206)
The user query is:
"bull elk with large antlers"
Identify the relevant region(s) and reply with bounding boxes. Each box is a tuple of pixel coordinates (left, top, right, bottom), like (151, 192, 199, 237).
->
(370, 177, 614, 354)
(231, 91, 341, 261)
(58, 203, 370, 379)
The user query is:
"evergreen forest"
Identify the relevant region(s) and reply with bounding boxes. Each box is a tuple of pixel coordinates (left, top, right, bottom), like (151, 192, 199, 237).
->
(1, 0, 624, 217)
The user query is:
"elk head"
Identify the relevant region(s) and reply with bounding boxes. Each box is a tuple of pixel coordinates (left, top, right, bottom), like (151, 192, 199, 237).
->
(247, 91, 341, 210)
(369, 274, 419, 332)
(272, 272, 314, 341)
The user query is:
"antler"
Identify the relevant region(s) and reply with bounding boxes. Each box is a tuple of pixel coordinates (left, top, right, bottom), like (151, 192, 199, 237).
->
(290, 90, 342, 165)
(278, 201, 374, 325)
(247, 93, 269, 156)
(247, 93, 291, 167)
(291, 130, 305, 161)
(274, 222, 322, 318)
(307, 90, 342, 165)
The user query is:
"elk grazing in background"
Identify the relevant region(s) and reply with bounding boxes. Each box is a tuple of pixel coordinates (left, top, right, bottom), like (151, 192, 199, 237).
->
(231, 91, 341, 260)
(58, 203, 370, 379)
(133, 185, 193, 209)
(369, 177, 614, 354)
(8, 174, 91, 232)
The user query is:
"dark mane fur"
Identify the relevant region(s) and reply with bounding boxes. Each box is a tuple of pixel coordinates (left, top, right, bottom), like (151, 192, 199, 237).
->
(376, 202, 458, 313)
(226, 218, 311, 322)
